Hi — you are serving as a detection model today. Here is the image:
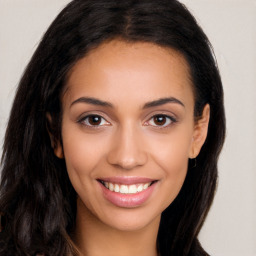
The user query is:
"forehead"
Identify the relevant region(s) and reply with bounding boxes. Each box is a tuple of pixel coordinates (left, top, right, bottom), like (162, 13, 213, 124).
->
(64, 40, 194, 107)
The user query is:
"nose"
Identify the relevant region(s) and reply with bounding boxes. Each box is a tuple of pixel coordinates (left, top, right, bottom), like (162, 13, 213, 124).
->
(107, 124, 148, 170)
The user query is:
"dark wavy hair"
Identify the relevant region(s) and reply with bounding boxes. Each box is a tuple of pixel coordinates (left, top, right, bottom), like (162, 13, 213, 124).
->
(0, 0, 225, 255)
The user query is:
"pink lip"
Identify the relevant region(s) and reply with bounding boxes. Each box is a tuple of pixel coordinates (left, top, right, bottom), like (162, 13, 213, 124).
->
(98, 178, 158, 208)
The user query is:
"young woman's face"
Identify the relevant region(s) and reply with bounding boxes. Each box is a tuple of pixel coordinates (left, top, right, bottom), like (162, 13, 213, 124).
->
(57, 40, 207, 232)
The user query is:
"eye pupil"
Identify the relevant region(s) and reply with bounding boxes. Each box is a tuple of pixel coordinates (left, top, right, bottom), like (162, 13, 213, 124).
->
(154, 115, 166, 125)
(88, 116, 101, 125)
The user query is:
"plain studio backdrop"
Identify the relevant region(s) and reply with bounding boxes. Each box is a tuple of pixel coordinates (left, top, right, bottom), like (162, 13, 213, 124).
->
(0, 1, 255, 255)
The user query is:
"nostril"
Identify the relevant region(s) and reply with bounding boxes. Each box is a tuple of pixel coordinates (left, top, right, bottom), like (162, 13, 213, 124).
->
(107, 150, 148, 170)
(106, 131, 148, 168)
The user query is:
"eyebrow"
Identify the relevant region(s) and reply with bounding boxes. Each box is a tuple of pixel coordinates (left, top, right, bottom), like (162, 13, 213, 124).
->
(143, 97, 185, 109)
(70, 96, 184, 109)
(70, 97, 113, 108)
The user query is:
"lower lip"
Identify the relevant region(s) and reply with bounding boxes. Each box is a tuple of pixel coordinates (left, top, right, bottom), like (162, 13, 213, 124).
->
(99, 182, 157, 208)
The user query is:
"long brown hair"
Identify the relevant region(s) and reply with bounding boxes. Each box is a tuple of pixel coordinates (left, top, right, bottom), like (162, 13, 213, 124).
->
(0, 0, 225, 255)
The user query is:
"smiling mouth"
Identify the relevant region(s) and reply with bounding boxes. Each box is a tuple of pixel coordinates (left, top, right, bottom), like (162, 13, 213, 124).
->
(98, 180, 156, 194)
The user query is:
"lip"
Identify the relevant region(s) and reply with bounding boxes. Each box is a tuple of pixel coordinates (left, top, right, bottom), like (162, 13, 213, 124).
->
(97, 177, 158, 208)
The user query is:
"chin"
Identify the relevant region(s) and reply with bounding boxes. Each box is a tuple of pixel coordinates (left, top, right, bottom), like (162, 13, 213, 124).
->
(100, 209, 161, 232)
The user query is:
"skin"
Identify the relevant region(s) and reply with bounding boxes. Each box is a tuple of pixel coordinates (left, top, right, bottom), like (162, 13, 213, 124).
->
(51, 40, 210, 256)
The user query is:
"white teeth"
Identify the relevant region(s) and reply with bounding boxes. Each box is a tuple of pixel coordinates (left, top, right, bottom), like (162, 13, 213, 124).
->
(120, 185, 129, 194)
(114, 184, 120, 192)
(102, 182, 152, 194)
(128, 185, 137, 194)
(143, 183, 149, 189)
(137, 184, 143, 192)
(109, 183, 114, 191)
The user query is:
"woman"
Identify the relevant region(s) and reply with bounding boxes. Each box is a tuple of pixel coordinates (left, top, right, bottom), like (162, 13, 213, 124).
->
(0, 0, 225, 255)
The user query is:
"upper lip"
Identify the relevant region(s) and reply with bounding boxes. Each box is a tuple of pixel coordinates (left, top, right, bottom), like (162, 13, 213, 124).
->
(97, 176, 157, 185)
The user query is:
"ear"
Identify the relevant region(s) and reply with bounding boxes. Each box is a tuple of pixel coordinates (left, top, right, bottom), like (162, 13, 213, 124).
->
(46, 113, 64, 159)
(189, 104, 210, 159)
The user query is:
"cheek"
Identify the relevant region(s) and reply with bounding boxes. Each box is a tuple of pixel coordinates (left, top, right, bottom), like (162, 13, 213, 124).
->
(147, 129, 193, 200)
(61, 125, 108, 180)
(158, 142, 189, 175)
(149, 128, 193, 172)
(60, 126, 109, 211)
(155, 142, 189, 193)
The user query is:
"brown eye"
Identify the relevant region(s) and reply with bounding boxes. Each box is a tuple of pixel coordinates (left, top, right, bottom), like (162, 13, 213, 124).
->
(80, 115, 110, 127)
(153, 115, 167, 126)
(147, 114, 175, 127)
(88, 115, 102, 125)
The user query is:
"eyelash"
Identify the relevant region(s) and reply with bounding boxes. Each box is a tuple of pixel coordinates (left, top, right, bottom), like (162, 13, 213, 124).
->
(145, 114, 177, 128)
(78, 115, 111, 127)
(78, 114, 177, 129)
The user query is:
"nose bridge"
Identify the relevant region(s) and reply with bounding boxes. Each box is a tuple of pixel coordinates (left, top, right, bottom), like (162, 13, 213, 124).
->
(107, 122, 147, 169)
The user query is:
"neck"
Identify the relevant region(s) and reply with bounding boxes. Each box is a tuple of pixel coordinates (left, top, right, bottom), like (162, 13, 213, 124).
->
(73, 199, 160, 256)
